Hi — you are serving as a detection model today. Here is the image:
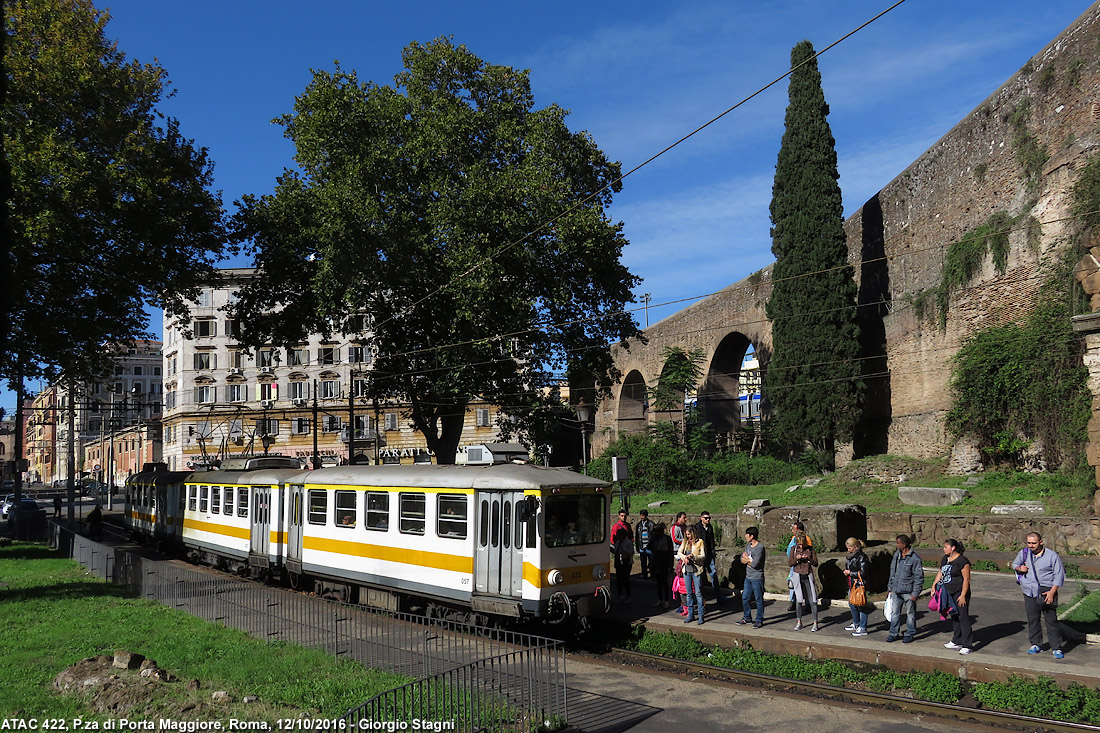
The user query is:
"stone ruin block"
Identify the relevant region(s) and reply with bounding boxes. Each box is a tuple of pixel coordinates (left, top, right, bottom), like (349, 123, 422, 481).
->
(759, 504, 866, 552)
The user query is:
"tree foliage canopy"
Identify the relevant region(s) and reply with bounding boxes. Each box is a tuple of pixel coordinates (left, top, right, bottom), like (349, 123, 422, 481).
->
(230, 38, 641, 462)
(763, 40, 862, 460)
(3, 0, 226, 385)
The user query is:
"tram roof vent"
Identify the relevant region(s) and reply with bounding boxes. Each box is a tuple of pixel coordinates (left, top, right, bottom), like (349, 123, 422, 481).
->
(220, 455, 300, 471)
(463, 443, 530, 466)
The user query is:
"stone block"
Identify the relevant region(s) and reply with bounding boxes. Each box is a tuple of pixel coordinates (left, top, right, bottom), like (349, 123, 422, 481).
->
(112, 651, 145, 670)
(991, 504, 1045, 514)
(686, 488, 714, 496)
(745, 499, 770, 508)
(647, 500, 670, 509)
(898, 487, 970, 506)
(760, 505, 866, 552)
(866, 512, 913, 542)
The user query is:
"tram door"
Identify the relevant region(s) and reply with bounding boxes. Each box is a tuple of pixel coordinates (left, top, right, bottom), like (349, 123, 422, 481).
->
(286, 485, 305, 569)
(250, 486, 272, 560)
(474, 491, 526, 597)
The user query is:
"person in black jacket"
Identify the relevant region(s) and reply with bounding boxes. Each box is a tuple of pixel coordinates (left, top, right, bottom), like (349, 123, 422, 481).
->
(843, 538, 870, 636)
(650, 523, 675, 609)
(698, 511, 724, 604)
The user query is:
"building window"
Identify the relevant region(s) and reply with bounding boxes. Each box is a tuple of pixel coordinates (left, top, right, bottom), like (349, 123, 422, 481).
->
(255, 418, 279, 436)
(318, 347, 340, 365)
(335, 490, 356, 528)
(353, 415, 372, 439)
(291, 418, 311, 435)
(193, 319, 215, 338)
(348, 345, 371, 364)
(226, 384, 245, 403)
(384, 412, 398, 431)
(153, 366, 161, 376)
(476, 408, 491, 427)
(289, 381, 308, 400)
(133, 366, 143, 376)
(259, 382, 278, 401)
(227, 350, 242, 369)
(194, 386, 215, 404)
(366, 492, 389, 531)
(437, 494, 467, 539)
(353, 379, 369, 398)
(320, 379, 340, 399)
(228, 419, 243, 437)
(399, 493, 425, 535)
(288, 348, 309, 366)
(307, 490, 327, 525)
(224, 319, 239, 338)
(193, 352, 216, 370)
(257, 349, 276, 369)
(322, 416, 341, 433)
(195, 289, 212, 308)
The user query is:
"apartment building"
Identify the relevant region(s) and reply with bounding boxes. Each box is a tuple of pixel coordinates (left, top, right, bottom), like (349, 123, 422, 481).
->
(161, 268, 505, 470)
(23, 340, 163, 485)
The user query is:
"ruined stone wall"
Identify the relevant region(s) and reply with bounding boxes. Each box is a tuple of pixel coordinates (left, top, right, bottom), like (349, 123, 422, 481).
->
(850, 4, 1100, 460)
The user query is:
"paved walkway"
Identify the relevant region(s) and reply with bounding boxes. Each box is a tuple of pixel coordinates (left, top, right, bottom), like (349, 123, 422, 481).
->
(605, 570, 1100, 685)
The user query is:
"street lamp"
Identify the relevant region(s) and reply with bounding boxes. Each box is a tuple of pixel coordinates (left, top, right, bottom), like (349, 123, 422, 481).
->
(575, 397, 591, 475)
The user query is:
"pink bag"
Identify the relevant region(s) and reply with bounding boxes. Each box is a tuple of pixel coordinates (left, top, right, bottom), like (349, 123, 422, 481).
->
(927, 585, 942, 613)
(673, 574, 686, 596)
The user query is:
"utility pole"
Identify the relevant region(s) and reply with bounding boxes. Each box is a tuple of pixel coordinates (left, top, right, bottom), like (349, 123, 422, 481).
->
(347, 383, 355, 464)
(312, 378, 319, 470)
(643, 293, 651, 328)
(66, 377, 76, 524)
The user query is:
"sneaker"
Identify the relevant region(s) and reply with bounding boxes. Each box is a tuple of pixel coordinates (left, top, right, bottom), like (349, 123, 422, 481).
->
(885, 635, 898, 643)
(1054, 650, 1065, 659)
(844, 624, 858, 631)
(794, 621, 803, 630)
(902, 637, 915, 644)
(1027, 644, 1041, 655)
(959, 648, 972, 655)
(680, 607, 689, 616)
(736, 618, 751, 625)
(683, 616, 695, 624)
(944, 642, 961, 649)
(810, 623, 819, 633)
(787, 602, 796, 612)
(752, 622, 763, 629)
(852, 629, 867, 637)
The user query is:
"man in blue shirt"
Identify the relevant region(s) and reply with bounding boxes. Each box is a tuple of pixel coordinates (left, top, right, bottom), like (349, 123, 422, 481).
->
(1012, 531, 1067, 659)
(885, 534, 923, 643)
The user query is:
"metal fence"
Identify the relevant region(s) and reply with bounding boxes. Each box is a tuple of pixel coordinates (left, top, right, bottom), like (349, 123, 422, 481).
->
(50, 523, 567, 732)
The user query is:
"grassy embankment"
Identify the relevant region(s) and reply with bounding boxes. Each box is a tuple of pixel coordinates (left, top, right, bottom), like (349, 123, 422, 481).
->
(0, 542, 408, 721)
(625, 455, 1095, 519)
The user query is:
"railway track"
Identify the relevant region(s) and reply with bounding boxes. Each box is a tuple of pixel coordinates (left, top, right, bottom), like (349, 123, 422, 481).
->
(603, 645, 1100, 732)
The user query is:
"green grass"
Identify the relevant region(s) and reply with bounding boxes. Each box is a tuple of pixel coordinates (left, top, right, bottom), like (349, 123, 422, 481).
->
(0, 542, 409, 720)
(623, 456, 1095, 518)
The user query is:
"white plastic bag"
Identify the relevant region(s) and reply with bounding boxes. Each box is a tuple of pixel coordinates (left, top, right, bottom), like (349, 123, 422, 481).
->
(883, 593, 899, 624)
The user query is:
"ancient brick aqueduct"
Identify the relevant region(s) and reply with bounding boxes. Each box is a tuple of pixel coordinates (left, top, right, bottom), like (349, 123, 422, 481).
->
(597, 3, 1100, 486)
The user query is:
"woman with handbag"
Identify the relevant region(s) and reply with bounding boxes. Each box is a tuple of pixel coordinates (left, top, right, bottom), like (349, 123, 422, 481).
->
(843, 537, 870, 636)
(932, 538, 973, 655)
(788, 531, 819, 631)
(677, 525, 707, 625)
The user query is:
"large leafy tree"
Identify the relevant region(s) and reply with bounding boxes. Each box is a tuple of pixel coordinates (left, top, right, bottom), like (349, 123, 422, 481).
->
(3, 0, 225, 386)
(763, 40, 862, 463)
(231, 38, 641, 463)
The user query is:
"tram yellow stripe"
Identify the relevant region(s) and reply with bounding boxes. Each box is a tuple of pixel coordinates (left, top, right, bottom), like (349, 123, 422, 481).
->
(183, 518, 250, 540)
(304, 536, 474, 574)
(523, 561, 608, 589)
(271, 531, 287, 544)
(129, 510, 154, 523)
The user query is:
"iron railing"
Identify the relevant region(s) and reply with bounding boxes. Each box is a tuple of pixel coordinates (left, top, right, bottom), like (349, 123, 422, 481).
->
(50, 523, 567, 731)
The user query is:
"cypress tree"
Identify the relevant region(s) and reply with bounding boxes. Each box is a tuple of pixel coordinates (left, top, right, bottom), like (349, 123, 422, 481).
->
(764, 40, 863, 465)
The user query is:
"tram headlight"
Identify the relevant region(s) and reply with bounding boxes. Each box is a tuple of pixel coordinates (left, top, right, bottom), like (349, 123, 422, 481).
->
(547, 569, 564, 586)
(593, 564, 607, 580)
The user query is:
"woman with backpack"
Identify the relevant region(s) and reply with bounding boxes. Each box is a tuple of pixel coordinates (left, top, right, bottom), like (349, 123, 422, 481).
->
(613, 528, 635, 604)
(789, 531, 819, 631)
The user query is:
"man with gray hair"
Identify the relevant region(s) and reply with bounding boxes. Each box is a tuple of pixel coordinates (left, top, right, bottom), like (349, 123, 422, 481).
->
(1013, 531, 1067, 659)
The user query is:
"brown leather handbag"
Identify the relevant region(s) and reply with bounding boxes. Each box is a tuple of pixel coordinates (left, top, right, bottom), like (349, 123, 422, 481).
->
(848, 572, 866, 607)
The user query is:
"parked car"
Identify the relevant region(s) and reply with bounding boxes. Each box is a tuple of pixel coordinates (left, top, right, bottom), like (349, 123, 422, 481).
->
(8, 499, 47, 534)
(0, 494, 16, 519)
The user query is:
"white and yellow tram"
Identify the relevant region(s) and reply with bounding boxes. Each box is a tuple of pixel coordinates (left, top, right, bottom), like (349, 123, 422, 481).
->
(126, 458, 611, 624)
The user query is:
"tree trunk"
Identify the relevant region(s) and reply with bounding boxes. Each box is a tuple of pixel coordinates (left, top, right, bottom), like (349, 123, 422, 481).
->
(419, 400, 468, 465)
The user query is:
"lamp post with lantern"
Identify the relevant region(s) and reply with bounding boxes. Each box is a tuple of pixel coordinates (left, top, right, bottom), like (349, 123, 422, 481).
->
(575, 397, 591, 475)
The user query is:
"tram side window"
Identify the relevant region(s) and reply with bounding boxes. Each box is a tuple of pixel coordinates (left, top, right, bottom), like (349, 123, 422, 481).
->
(480, 500, 489, 547)
(307, 490, 327, 525)
(211, 487, 221, 514)
(399, 492, 425, 535)
(515, 502, 525, 549)
(237, 487, 249, 518)
(335, 490, 356, 528)
(436, 494, 466, 539)
(199, 486, 209, 513)
(224, 487, 234, 516)
(365, 492, 389, 531)
(188, 486, 197, 512)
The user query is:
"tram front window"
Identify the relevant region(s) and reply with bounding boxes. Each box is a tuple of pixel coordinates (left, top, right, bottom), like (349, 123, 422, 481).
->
(543, 494, 606, 547)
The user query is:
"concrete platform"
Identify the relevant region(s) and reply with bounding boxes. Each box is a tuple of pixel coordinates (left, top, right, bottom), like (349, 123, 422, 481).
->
(607, 569, 1100, 687)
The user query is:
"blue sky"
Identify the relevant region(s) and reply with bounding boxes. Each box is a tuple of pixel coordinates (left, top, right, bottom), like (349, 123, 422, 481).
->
(4, 0, 1092, 414)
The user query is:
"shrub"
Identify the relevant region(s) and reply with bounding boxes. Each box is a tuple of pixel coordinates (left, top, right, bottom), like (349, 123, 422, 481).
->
(974, 677, 1100, 723)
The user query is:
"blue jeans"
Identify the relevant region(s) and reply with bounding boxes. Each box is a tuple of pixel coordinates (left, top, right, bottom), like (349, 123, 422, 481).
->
(889, 594, 916, 639)
(742, 577, 764, 624)
(848, 603, 868, 630)
(705, 556, 722, 600)
(638, 548, 652, 577)
(684, 572, 705, 622)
